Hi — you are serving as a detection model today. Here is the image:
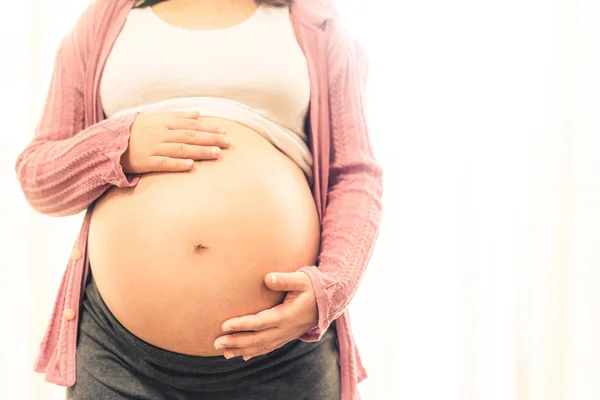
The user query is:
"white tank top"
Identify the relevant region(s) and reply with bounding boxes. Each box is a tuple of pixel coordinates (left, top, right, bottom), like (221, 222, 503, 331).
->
(100, 3, 313, 179)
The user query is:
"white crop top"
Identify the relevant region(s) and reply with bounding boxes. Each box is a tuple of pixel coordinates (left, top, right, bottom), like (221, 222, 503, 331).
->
(100, 3, 313, 179)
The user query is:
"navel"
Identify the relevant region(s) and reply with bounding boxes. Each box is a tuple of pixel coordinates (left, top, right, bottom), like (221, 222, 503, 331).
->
(192, 243, 208, 251)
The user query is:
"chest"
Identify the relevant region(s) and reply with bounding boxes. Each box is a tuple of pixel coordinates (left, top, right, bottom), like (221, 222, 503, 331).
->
(88, 2, 331, 214)
(150, 0, 259, 30)
(100, 6, 311, 120)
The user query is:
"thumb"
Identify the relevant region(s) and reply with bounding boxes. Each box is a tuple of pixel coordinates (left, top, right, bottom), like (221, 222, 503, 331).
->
(265, 272, 310, 292)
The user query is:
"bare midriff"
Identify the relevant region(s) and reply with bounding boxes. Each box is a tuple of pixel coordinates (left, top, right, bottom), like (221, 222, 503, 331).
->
(88, 117, 320, 356)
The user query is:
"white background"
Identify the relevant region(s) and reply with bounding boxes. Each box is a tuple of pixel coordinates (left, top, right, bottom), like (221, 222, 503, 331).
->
(1, 0, 600, 399)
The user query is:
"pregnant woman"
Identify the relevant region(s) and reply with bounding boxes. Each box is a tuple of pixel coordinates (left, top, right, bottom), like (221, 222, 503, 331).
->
(16, 0, 382, 399)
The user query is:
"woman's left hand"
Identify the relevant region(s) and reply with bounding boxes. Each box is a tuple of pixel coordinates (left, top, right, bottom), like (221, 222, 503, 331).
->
(213, 271, 318, 361)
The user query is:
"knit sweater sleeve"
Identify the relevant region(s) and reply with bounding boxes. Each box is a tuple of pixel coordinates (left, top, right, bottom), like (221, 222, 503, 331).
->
(298, 20, 383, 342)
(15, 0, 139, 217)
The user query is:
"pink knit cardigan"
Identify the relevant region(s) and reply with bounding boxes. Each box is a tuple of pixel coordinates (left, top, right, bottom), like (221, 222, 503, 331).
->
(15, 1, 383, 399)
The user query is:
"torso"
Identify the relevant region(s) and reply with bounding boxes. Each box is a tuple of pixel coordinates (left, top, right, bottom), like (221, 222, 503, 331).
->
(88, 0, 320, 356)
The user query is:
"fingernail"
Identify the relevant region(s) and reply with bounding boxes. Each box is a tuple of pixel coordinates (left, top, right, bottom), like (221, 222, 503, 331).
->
(222, 324, 233, 332)
(244, 356, 253, 362)
(217, 128, 227, 134)
(224, 354, 233, 360)
(212, 148, 220, 156)
(185, 160, 194, 168)
(271, 274, 277, 285)
(223, 137, 232, 146)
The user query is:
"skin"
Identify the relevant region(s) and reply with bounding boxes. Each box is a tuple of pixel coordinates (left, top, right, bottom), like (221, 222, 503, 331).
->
(216, 272, 318, 361)
(121, 0, 319, 361)
(121, 110, 231, 173)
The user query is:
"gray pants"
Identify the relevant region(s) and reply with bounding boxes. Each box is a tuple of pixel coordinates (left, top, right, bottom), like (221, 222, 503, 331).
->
(66, 275, 341, 400)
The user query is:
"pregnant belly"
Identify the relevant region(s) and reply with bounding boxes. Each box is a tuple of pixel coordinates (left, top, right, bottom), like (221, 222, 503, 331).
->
(88, 117, 320, 356)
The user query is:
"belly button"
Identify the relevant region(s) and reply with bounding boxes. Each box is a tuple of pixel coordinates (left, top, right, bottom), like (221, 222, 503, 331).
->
(192, 243, 208, 251)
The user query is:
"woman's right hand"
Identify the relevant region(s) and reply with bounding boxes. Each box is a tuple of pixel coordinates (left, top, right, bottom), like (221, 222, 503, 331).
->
(121, 110, 231, 174)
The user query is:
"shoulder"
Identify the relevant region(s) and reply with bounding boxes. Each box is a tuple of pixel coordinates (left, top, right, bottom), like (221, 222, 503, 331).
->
(291, 1, 364, 63)
(65, 0, 115, 42)
(68, 0, 131, 43)
(290, 0, 338, 29)
(308, 8, 368, 84)
(327, 19, 368, 78)
(58, 0, 130, 65)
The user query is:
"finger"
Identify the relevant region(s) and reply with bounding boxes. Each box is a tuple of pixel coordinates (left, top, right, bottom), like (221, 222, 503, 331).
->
(168, 130, 231, 147)
(225, 340, 288, 360)
(172, 123, 225, 135)
(264, 272, 311, 292)
(221, 308, 283, 333)
(157, 143, 221, 160)
(159, 111, 201, 120)
(148, 156, 195, 172)
(214, 329, 280, 352)
(166, 118, 226, 133)
(165, 110, 201, 119)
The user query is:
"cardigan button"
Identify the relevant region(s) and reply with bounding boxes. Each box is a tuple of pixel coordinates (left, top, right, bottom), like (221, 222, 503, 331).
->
(71, 248, 82, 261)
(63, 308, 76, 321)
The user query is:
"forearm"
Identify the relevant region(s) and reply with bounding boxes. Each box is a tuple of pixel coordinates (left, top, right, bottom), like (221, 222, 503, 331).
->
(299, 164, 383, 341)
(15, 113, 139, 216)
